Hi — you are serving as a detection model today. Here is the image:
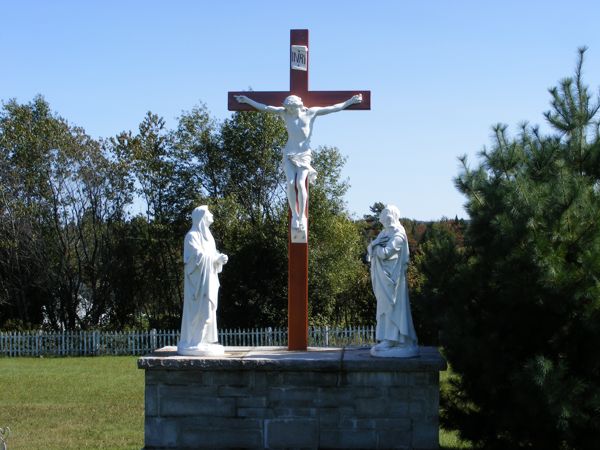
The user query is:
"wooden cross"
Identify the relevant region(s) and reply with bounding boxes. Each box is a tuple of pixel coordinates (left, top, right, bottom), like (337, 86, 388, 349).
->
(228, 29, 370, 350)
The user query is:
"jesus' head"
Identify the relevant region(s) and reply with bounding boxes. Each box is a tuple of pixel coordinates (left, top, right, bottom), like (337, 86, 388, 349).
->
(283, 95, 304, 112)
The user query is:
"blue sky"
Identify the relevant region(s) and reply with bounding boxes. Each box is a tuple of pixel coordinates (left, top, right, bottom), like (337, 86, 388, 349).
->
(2, 1, 599, 220)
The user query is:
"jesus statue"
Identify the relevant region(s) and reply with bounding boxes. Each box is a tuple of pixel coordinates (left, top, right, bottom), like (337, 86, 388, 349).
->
(235, 93, 362, 232)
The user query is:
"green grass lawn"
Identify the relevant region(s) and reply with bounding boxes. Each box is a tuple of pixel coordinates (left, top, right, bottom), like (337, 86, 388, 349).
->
(0, 356, 469, 449)
(0, 356, 144, 449)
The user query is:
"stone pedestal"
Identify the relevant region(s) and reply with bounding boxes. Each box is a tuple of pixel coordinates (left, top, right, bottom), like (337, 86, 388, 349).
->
(138, 346, 446, 449)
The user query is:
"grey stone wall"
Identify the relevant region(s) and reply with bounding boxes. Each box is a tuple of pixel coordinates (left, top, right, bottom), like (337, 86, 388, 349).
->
(139, 346, 446, 449)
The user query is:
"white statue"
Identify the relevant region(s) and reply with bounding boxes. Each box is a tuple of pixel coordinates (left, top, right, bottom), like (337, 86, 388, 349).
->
(367, 205, 419, 358)
(177, 206, 229, 356)
(235, 94, 362, 235)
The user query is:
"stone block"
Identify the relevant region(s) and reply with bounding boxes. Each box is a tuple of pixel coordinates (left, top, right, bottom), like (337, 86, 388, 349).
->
(387, 401, 410, 417)
(253, 370, 282, 388)
(410, 389, 439, 416)
(159, 384, 217, 399)
(355, 386, 382, 398)
(145, 370, 162, 385)
(268, 386, 318, 407)
(344, 371, 409, 387)
(428, 387, 440, 413)
(273, 407, 318, 417)
(265, 418, 318, 448)
(409, 400, 426, 416)
(218, 385, 255, 397)
(338, 418, 374, 429)
(236, 407, 271, 418)
(355, 397, 388, 417)
(377, 429, 412, 449)
(160, 391, 235, 417)
(315, 386, 370, 408)
(188, 417, 263, 429)
(318, 408, 341, 427)
(150, 369, 207, 386)
(373, 418, 411, 431)
(145, 417, 177, 448)
(280, 370, 340, 387)
(319, 428, 378, 449)
(389, 386, 411, 400)
(145, 384, 158, 417)
(409, 385, 436, 401)
(146, 417, 264, 448)
(410, 372, 435, 386)
(179, 428, 263, 448)
(211, 370, 252, 386)
(412, 420, 439, 449)
(336, 418, 410, 431)
(236, 396, 268, 408)
(338, 406, 358, 420)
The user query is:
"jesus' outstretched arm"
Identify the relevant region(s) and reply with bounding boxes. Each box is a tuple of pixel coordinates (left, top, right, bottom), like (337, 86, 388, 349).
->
(234, 95, 285, 113)
(312, 94, 363, 116)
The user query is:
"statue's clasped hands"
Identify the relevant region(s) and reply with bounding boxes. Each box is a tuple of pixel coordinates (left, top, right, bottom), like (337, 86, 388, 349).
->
(370, 235, 389, 250)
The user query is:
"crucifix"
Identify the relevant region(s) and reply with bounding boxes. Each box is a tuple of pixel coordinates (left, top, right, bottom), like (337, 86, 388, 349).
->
(228, 29, 370, 350)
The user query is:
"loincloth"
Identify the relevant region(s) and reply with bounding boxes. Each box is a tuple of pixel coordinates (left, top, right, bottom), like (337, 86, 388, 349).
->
(286, 150, 318, 183)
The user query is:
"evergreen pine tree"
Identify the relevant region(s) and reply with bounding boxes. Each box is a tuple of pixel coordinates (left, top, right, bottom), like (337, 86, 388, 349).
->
(441, 48, 600, 449)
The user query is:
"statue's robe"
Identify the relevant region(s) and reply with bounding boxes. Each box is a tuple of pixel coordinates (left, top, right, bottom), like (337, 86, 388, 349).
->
(371, 224, 418, 347)
(177, 223, 223, 352)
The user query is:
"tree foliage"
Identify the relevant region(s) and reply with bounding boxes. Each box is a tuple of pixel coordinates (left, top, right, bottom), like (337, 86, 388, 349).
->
(410, 218, 465, 345)
(440, 48, 600, 449)
(0, 96, 132, 329)
(0, 98, 374, 330)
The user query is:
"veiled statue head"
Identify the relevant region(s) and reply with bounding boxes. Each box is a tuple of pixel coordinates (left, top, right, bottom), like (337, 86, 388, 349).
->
(191, 205, 214, 230)
(380, 205, 401, 228)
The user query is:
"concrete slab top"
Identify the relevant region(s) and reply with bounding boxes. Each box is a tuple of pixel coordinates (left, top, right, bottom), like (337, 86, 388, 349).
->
(138, 346, 447, 372)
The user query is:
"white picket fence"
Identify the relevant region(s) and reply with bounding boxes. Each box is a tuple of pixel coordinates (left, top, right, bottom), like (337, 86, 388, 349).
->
(0, 326, 376, 357)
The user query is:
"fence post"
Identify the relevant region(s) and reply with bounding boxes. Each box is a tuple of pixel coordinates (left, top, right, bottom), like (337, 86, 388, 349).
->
(150, 329, 157, 351)
(325, 326, 329, 347)
(92, 330, 98, 356)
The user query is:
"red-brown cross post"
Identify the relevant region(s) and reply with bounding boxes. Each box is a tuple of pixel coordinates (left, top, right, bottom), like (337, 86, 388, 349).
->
(228, 29, 370, 350)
